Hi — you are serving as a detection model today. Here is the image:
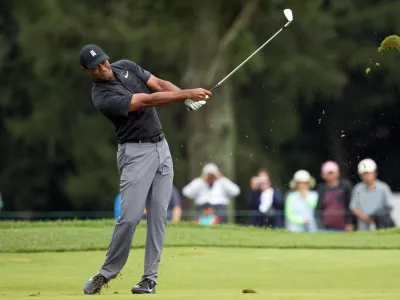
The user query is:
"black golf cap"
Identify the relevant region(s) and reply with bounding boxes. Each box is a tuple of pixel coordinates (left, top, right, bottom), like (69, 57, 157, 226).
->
(80, 44, 110, 68)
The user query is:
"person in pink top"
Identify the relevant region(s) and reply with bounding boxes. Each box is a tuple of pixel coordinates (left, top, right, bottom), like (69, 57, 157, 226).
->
(316, 161, 354, 232)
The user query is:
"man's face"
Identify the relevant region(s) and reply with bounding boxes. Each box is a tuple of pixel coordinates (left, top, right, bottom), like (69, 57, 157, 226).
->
(204, 173, 217, 185)
(322, 171, 339, 183)
(257, 171, 271, 189)
(83, 60, 113, 81)
(361, 171, 377, 183)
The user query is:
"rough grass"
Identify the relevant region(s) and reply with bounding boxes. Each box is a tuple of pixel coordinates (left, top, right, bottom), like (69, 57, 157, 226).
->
(0, 220, 400, 253)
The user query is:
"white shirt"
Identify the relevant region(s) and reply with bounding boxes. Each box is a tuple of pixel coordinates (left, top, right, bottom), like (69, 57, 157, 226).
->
(259, 188, 274, 213)
(182, 177, 240, 206)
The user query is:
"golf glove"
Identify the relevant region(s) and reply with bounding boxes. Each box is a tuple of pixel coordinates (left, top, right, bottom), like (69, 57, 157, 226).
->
(185, 99, 206, 111)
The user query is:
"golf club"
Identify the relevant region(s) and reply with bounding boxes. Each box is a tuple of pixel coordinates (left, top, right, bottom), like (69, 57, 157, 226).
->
(210, 8, 293, 92)
(187, 9, 294, 111)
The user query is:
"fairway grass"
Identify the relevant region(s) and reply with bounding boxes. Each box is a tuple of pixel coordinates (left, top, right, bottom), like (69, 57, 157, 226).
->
(1, 248, 400, 300)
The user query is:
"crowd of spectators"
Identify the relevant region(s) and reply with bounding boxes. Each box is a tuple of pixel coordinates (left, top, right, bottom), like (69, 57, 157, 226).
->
(114, 158, 395, 232)
(248, 158, 394, 232)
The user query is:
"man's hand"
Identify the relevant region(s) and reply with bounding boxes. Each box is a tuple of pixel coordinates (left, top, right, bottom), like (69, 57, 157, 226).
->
(344, 224, 354, 232)
(184, 88, 211, 111)
(303, 220, 310, 225)
(185, 99, 206, 111)
(364, 216, 374, 224)
(186, 88, 212, 101)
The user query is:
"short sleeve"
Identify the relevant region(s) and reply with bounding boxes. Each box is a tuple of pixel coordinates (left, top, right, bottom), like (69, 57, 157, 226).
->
(382, 183, 393, 207)
(120, 60, 151, 84)
(94, 90, 132, 117)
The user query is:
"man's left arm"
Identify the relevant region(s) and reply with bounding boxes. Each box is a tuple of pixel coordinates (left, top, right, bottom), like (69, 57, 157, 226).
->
(147, 75, 206, 111)
(147, 76, 181, 92)
(343, 180, 355, 229)
(383, 183, 393, 211)
(219, 176, 240, 197)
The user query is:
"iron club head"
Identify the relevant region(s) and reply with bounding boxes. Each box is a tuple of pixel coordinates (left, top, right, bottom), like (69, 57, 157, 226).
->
(284, 9, 293, 22)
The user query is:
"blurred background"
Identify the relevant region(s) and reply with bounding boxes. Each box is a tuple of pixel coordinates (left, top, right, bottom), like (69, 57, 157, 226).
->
(0, 0, 399, 226)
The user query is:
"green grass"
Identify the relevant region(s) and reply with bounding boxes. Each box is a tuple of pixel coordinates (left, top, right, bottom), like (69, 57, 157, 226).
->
(1, 220, 400, 252)
(1, 220, 399, 299)
(1, 248, 399, 300)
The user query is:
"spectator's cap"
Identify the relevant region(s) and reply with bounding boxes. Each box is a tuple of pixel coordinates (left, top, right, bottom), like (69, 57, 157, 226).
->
(80, 44, 109, 68)
(202, 163, 219, 175)
(358, 158, 377, 174)
(289, 170, 316, 189)
(321, 161, 339, 174)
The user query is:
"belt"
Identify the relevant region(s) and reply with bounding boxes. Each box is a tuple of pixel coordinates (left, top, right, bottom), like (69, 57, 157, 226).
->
(133, 133, 165, 144)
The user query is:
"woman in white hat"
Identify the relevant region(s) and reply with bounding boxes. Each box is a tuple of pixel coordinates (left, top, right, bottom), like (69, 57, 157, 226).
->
(285, 170, 319, 232)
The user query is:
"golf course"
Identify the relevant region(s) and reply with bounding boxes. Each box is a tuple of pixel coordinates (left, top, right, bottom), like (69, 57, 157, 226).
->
(1, 221, 400, 299)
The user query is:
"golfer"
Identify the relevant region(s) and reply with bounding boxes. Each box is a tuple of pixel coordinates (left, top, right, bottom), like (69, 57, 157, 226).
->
(79, 44, 211, 294)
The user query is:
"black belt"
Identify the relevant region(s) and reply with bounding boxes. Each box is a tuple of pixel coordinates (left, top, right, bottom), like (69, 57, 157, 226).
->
(131, 133, 165, 144)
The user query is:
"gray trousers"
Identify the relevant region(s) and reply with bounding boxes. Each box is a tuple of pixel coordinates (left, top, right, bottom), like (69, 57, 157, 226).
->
(99, 139, 173, 283)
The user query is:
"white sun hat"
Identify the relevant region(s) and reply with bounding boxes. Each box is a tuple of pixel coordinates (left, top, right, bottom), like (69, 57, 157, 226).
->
(289, 170, 316, 189)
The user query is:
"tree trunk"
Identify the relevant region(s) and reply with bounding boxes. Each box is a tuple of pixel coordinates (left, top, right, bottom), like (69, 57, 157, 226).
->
(182, 0, 259, 180)
(181, 0, 259, 221)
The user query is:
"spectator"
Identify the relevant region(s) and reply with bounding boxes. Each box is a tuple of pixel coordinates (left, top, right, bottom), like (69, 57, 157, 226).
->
(167, 186, 182, 222)
(196, 202, 220, 226)
(182, 163, 240, 223)
(114, 185, 182, 222)
(248, 169, 284, 228)
(316, 161, 354, 232)
(350, 158, 394, 230)
(285, 170, 318, 232)
(0, 192, 3, 217)
(114, 192, 121, 219)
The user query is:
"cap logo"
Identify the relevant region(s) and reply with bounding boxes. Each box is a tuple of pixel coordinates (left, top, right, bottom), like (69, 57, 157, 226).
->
(90, 50, 97, 57)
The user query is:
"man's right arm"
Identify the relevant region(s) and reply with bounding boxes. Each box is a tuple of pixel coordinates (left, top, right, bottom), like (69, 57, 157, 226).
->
(129, 89, 211, 112)
(350, 186, 372, 223)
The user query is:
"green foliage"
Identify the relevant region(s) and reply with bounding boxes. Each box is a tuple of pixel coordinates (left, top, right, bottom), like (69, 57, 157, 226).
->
(0, 0, 399, 212)
(379, 35, 400, 52)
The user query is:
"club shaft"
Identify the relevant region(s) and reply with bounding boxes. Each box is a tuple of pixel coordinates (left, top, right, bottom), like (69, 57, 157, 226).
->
(212, 21, 291, 91)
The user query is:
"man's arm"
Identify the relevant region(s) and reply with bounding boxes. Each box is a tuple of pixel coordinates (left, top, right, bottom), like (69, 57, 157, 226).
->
(352, 208, 372, 223)
(383, 183, 393, 210)
(171, 206, 182, 222)
(343, 180, 355, 228)
(219, 177, 240, 197)
(146, 75, 208, 111)
(315, 184, 325, 227)
(350, 187, 372, 223)
(147, 75, 181, 92)
(129, 88, 211, 112)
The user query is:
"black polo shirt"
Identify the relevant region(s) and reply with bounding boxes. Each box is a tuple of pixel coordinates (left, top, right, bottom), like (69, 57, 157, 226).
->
(91, 59, 162, 144)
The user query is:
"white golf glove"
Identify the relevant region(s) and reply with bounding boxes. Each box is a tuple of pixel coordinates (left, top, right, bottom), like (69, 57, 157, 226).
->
(185, 99, 207, 111)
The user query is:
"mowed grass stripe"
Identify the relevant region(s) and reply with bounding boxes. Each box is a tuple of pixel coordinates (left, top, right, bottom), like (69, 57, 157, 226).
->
(1, 248, 400, 300)
(1, 221, 400, 252)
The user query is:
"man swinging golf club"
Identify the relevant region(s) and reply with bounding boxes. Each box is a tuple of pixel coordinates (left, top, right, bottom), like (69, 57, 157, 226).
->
(79, 44, 211, 295)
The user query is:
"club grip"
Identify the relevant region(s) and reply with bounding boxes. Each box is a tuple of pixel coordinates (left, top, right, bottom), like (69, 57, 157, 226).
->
(210, 84, 219, 92)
